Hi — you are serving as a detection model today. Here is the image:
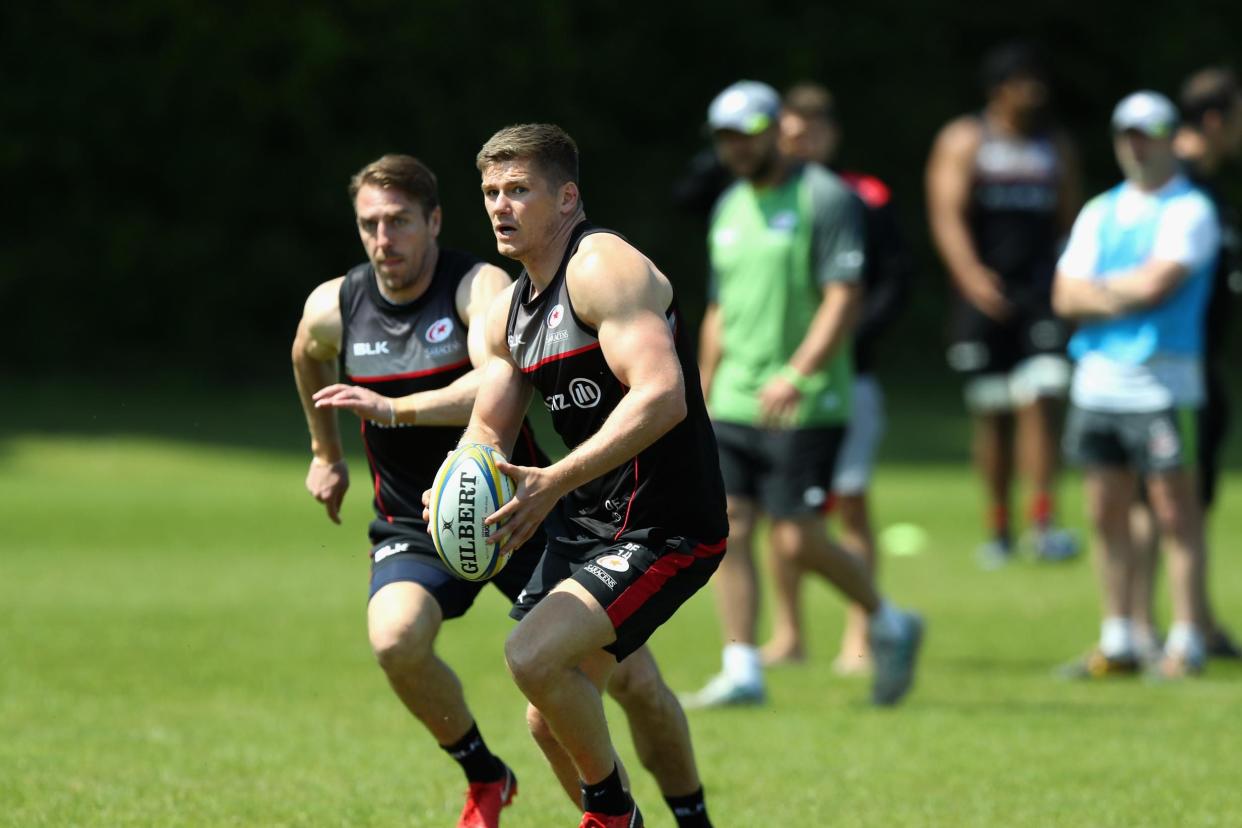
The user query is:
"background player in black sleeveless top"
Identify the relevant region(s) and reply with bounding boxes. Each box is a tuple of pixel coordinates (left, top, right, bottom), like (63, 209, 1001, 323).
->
(293, 155, 539, 828)
(927, 42, 1083, 567)
(446, 124, 727, 828)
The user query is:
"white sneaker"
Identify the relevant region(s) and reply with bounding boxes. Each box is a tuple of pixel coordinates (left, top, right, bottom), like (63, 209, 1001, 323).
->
(869, 610, 924, 706)
(679, 673, 766, 709)
(976, 537, 1014, 571)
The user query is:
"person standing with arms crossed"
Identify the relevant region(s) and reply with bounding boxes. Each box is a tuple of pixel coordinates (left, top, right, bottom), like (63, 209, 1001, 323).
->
(1053, 92, 1218, 678)
(927, 42, 1082, 567)
(683, 80, 923, 710)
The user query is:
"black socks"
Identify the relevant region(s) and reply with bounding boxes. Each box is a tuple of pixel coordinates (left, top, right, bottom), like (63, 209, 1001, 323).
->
(441, 722, 505, 784)
(581, 765, 632, 816)
(665, 787, 712, 828)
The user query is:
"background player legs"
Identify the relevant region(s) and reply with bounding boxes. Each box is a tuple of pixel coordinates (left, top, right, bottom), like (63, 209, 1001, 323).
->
(762, 495, 879, 671)
(834, 493, 878, 673)
(711, 497, 760, 648)
(1084, 469, 1138, 638)
(367, 582, 473, 744)
(1126, 502, 1162, 659)
(973, 409, 1015, 563)
(768, 514, 880, 613)
(1016, 397, 1058, 529)
(1144, 472, 1208, 642)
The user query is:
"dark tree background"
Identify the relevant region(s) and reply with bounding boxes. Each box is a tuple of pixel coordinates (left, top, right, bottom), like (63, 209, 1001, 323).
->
(4, 1, 1239, 382)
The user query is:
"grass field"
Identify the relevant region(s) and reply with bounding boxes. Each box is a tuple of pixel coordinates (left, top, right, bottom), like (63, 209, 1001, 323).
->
(2, 381, 1240, 827)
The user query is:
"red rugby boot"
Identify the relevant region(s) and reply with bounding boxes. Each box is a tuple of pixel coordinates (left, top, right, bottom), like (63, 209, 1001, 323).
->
(457, 764, 517, 828)
(579, 805, 643, 827)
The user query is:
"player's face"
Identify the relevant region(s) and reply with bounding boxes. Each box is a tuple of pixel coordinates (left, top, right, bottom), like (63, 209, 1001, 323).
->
(1220, 93, 1242, 159)
(1114, 130, 1176, 187)
(996, 74, 1050, 124)
(714, 126, 781, 181)
(481, 159, 568, 260)
(779, 111, 840, 165)
(354, 185, 441, 292)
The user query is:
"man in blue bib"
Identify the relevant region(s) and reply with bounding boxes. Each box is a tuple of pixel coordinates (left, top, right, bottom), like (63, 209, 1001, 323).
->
(1053, 91, 1219, 678)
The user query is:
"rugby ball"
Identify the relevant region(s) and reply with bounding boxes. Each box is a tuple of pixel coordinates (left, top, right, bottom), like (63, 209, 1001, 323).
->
(428, 444, 516, 581)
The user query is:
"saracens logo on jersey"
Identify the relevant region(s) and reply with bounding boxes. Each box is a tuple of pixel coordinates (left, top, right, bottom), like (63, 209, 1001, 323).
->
(426, 317, 454, 343)
(546, 304, 565, 329)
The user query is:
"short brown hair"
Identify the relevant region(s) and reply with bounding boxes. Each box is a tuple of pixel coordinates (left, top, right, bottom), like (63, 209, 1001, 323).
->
(784, 82, 836, 121)
(348, 154, 439, 214)
(1180, 67, 1240, 127)
(476, 124, 579, 186)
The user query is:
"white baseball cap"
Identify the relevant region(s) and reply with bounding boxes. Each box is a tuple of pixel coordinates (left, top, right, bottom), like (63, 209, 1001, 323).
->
(1111, 90, 1179, 138)
(707, 81, 780, 135)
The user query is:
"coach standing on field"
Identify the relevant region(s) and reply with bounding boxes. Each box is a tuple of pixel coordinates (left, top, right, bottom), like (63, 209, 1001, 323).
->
(1053, 92, 1218, 679)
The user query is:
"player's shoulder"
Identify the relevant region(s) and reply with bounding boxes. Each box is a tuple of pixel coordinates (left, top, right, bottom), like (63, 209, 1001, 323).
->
(571, 231, 647, 278)
(839, 170, 893, 209)
(569, 230, 667, 318)
(932, 115, 984, 153)
(303, 275, 345, 318)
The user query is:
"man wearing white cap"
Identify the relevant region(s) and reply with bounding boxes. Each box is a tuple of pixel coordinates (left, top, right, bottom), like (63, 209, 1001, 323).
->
(1053, 91, 1219, 678)
(684, 80, 923, 708)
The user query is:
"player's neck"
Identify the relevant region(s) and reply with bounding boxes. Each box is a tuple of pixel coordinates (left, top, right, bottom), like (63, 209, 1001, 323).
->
(376, 245, 438, 304)
(523, 210, 585, 296)
(748, 155, 791, 190)
(984, 103, 1036, 137)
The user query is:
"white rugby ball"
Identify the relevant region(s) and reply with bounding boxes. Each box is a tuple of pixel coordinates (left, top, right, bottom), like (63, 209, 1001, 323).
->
(429, 444, 515, 581)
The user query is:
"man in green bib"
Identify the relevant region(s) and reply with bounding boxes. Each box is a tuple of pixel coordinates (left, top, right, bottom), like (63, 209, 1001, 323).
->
(683, 80, 924, 708)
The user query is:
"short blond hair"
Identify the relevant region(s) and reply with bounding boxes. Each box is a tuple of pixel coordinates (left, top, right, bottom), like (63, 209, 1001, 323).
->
(476, 124, 579, 185)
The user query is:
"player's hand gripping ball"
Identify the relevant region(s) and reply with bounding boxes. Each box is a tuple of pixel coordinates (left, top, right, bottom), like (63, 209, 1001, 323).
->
(428, 444, 516, 581)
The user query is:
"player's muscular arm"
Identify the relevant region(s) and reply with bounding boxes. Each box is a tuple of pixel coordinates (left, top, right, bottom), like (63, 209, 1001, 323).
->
(698, 303, 723, 399)
(313, 264, 514, 426)
(292, 277, 349, 523)
(459, 282, 534, 456)
(485, 236, 685, 555)
(927, 118, 1011, 320)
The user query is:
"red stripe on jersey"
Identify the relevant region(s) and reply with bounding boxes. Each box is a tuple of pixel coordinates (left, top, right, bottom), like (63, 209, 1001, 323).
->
(613, 456, 639, 540)
(359, 420, 392, 521)
(605, 539, 726, 628)
(349, 358, 471, 383)
(521, 342, 602, 374)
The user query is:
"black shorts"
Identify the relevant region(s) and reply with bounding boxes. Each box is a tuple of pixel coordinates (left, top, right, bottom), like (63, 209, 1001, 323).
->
(367, 519, 544, 619)
(713, 421, 845, 518)
(509, 528, 726, 661)
(946, 297, 1069, 377)
(1063, 405, 1196, 475)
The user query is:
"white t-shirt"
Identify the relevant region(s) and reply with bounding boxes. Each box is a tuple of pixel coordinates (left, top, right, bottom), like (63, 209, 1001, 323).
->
(1058, 175, 1218, 412)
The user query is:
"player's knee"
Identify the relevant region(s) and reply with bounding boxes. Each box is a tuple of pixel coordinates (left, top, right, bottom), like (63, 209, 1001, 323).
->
(504, 628, 556, 694)
(525, 703, 557, 747)
(726, 499, 756, 540)
(608, 660, 666, 712)
(369, 617, 433, 676)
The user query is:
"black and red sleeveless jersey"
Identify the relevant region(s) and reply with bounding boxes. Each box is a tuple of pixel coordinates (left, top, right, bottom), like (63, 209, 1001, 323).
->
(340, 249, 544, 526)
(504, 222, 727, 546)
(969, 117, 1062, 301)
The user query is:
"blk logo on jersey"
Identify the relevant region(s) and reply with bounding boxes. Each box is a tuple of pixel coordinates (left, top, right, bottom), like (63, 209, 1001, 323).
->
(373, 541, 410, 563)
(547, 304, 565, 329)
(354, 341, 390, 356)
(426, 317, 454, 343)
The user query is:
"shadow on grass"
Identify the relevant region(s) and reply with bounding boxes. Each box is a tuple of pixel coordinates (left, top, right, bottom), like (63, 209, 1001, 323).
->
(2, 371, 1240, 469)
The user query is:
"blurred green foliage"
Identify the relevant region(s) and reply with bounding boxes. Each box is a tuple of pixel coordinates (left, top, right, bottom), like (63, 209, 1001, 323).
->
(3, 1, 1239, 379)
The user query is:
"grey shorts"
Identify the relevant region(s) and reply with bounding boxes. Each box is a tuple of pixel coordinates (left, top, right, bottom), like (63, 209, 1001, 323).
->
(832, 375, 885, 496)
(1062, 405, 1198, 474)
